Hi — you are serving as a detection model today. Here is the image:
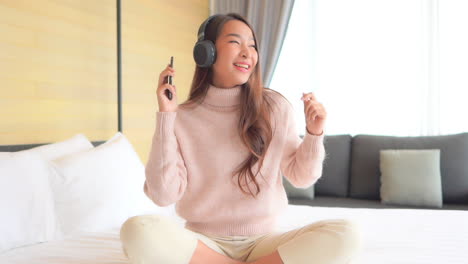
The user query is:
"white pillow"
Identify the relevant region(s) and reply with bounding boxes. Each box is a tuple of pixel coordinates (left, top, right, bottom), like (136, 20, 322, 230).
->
(23, 134, 93, 161)
(49, 132, 158, 236)
(0, 151, 62, 253)
(380, 149, 443, 208)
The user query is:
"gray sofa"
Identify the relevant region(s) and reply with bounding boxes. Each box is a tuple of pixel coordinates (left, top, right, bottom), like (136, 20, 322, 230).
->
(287, 133, 468, 210)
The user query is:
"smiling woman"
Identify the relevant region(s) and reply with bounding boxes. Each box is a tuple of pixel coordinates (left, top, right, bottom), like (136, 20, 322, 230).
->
(119, 12, 360, 264)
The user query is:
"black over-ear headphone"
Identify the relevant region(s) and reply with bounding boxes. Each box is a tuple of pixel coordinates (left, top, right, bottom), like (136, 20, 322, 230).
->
(193, 15, 219, 68)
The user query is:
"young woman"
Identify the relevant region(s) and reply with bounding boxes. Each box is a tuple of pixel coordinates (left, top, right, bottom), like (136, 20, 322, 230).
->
(120, 13, 362, 264)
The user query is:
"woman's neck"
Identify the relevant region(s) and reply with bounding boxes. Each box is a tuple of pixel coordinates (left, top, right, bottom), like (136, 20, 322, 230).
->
(211, 80, 244, 89)
(201, 84, 242, 111)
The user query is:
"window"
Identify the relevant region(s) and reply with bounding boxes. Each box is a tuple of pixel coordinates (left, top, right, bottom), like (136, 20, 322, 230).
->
(270, 0, 468, 136)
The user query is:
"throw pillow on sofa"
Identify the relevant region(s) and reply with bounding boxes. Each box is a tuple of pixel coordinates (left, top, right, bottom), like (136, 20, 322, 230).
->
(379, 149, 443, 208)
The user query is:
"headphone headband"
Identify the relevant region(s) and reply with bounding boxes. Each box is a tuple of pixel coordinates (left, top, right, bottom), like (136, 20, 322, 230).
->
(197, 15, 219, 42)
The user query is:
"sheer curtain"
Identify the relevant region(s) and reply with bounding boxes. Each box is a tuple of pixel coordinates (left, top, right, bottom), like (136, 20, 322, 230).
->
(270, 0, 468, 136)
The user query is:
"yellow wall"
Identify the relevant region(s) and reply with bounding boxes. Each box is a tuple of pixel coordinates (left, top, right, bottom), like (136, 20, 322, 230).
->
(0, 0, 209, 163)
(122, 0, 209, 163)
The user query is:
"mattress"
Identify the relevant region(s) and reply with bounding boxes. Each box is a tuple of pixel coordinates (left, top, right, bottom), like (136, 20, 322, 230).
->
(1, 205, 467, 264)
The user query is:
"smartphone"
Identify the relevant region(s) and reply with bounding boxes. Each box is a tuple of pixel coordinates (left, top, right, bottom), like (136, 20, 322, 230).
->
(165, 56, 174, 100)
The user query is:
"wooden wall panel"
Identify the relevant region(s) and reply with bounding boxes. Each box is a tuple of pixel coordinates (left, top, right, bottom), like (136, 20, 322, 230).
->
(122, 0, 209, 163)
(0, 0, 117, 143)
(0, 0, 209, 163)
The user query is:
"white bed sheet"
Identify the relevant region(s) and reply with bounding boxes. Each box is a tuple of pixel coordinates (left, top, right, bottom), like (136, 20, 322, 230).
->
(1, 205, 467, 264)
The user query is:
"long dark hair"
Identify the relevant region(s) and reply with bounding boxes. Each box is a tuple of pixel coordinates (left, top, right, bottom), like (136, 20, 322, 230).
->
(180, 13, 285, 198)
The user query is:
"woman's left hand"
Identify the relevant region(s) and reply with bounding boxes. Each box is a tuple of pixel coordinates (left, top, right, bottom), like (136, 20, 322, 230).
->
(301, 92, 327, 136)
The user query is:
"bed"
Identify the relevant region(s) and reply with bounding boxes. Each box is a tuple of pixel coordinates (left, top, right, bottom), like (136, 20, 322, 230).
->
(1, 134, 468, 264)
(1, 205, 468, 264)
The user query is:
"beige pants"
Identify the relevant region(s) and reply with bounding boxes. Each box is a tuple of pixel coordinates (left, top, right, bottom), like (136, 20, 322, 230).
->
(120, 215, 362, 264)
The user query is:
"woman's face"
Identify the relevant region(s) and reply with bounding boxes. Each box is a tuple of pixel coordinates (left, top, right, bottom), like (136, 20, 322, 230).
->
(211, 20, 258, 88)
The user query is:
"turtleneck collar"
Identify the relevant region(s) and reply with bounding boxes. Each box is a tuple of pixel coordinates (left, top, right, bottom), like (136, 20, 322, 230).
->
(201, 84, 242, 111)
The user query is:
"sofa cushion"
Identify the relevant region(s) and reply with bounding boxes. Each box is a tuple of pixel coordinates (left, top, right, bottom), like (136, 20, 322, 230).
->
(282, 176, 314, 200)
(349, 132, 468, 204)
(314, 135, 352, 197)
(289, 196, 407, 209)
(288, 196, 468, 210)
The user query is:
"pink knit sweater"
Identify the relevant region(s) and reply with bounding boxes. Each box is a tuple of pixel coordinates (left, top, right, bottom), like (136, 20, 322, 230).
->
(144, 84, 325, 236)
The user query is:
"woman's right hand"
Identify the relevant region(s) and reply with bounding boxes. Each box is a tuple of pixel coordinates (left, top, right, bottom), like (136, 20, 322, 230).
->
(156, 64, 178, 112)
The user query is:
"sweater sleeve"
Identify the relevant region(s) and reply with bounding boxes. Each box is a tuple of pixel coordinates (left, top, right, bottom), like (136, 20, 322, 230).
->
(144, 111, 188, 207)
(280, 102, 326, 188)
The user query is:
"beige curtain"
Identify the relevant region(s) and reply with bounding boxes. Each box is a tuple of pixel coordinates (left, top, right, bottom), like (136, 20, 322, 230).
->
(210, 0, 295, 88)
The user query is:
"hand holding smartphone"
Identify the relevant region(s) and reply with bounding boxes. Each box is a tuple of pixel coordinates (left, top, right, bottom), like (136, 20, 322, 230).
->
(164, 56, 174, 100)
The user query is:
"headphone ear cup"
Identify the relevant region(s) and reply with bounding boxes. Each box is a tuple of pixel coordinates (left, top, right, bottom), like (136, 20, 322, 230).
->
(193, 40, 216, 68)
